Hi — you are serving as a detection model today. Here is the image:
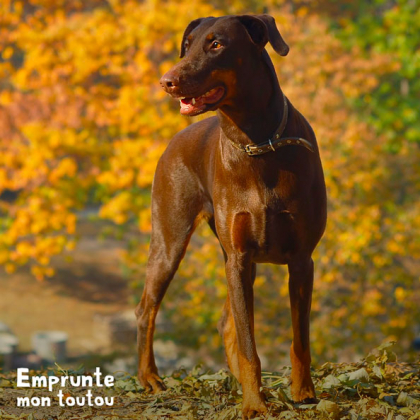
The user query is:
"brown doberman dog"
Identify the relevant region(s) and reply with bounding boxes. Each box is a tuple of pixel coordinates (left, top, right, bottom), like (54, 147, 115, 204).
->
(135, 14, 327, 419)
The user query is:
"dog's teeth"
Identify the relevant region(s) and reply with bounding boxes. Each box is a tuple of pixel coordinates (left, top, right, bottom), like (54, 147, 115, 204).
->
(192, 98, 196, 105)
(179, 97, 185, 100)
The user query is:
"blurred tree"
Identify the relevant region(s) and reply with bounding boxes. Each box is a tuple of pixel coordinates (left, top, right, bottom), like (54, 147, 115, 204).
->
(0, 0, 215, 278)
(0, 0, 419, 364)
(304, 0, 420, 151)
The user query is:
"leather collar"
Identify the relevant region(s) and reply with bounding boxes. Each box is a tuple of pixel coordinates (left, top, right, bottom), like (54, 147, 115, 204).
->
(227, 93, 315, 156)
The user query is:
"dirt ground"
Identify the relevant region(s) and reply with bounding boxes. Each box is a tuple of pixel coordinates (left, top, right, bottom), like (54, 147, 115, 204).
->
(0, 228, 133, 356)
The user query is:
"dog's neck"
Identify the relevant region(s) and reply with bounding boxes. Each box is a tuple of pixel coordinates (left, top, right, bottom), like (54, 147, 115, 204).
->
(217, 50, 286, 147)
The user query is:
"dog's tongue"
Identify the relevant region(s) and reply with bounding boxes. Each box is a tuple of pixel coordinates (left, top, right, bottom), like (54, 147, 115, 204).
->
(180, 97, 207, 115)
(179, 87, 224, 115)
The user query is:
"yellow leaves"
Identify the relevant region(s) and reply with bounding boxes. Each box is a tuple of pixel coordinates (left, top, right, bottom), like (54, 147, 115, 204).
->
(0, 168, 8, 193)
(386, 239, 405, 255)
(389, 318, 407, 329)
(30, 217, 49, 236)
(138, 208, 151, 233)
(13, 1, 23, 15)
(65, 213, 77, 235)
(0, 89, 13, 105)
(1, 1, 201, 262)
(8, 209, 30, 240)
(321, 271, 336, 284)
(296, 7, 309, 17)
(0, 178, 77, 274)
(333, 205, 383, 265)
(279, 281, 288, 298)
(371, 254, 389, 268)
(97, 138, 166, 198)
(137, 146, 166, 188)
(1, 46, 13, 60)
(49, 158, 77, 184)
(99, 191, 133, 225)
(394, 287, 406, 303)
(254, 275, 266, 287)
(15, 241, 33, 259)
(162, 39, 175, 54)
(10, 200, 73, 237)
(31, 265, 55, 282)
(0, 212, 72, 278)
(5, 263, 16, 274)
(363, 289, 385, 317)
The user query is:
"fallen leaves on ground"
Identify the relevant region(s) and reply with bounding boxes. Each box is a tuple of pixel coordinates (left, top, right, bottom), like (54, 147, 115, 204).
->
(1, 344, 419, 419)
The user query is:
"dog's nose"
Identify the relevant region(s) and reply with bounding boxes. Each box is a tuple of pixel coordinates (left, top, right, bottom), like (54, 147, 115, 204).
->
(160, 73, 180, 91)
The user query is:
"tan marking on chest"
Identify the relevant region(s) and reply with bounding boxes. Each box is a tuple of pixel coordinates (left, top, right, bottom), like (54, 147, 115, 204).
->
(230, 212, 254, 253)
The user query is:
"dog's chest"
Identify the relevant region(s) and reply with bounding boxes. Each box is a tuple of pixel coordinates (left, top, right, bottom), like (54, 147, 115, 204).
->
(213, 179, 299, 262)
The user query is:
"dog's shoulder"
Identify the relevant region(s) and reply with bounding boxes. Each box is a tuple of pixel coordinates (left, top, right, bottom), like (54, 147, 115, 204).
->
(155, 117, 220, 192)
(156, 116, 220, 181)
(166, 116, 220, 152)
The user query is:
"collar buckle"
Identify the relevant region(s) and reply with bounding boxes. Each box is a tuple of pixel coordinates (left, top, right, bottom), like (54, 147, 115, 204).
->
(245, 144, 254, 156)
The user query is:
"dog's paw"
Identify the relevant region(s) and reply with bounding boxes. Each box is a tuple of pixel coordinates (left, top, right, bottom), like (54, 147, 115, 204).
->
(241, 397, 268, 419)
(138, 371, 166, 393)
(291, 383, 316, 404)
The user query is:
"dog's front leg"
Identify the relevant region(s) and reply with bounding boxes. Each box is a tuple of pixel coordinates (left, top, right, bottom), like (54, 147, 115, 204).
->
(225, 255, 267, 420)
(135, 230, 195, 393)
(135, 173, 201, 393)
(135, 253, 175, 393)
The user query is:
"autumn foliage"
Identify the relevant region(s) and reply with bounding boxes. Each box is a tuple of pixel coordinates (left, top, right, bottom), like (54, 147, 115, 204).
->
(0, 0, 419, 363)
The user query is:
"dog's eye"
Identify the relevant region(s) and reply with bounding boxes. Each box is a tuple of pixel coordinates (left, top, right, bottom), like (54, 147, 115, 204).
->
(211, 41, 222, 49)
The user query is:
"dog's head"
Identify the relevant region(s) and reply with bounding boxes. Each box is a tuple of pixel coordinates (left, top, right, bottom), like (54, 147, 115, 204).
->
(160, 15, 289, 116)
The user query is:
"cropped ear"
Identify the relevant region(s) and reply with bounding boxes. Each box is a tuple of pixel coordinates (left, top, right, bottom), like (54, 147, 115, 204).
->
(253, 14, 289, 56)
(237, 15, 269, 50)
(180, 17, 213, 58)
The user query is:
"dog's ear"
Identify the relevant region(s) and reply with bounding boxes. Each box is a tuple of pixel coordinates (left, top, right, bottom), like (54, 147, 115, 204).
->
(237, 15, 269, 50)
(180, 18, 204, 58)
(240, 14, 289, 56)
(180, 17, 213, 58)
(256, 14, 289, 56)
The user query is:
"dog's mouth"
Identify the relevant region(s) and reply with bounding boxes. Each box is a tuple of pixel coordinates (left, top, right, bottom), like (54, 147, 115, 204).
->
(178, 87, 225, 116)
